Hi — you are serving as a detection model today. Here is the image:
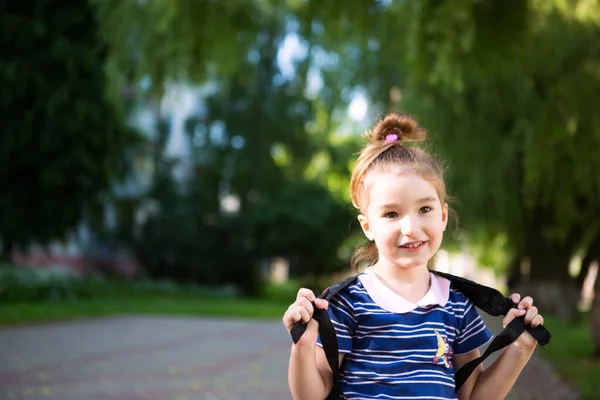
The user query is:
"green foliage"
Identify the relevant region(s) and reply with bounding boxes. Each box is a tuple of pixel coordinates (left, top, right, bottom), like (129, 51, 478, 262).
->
(0, 265, 88, 302)
(93, 0, 265, 102)
(119, 164, 355, 294)
(250, 179, 358, 278)
(0, 264, 237, 303)
(0, 1, 141, 252)
(118, 165, 262, 296)
(92, 1, 364, 292)
(260, 279, 303, 303)
(87, 0, 600, 286)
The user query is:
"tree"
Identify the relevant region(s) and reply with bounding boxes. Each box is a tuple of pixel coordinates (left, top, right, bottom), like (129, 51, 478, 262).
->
(249, 179, 356, 281)
(92, 0, 265, 104)
(0, 1, 140, 259)
(107, 2, 363, 292)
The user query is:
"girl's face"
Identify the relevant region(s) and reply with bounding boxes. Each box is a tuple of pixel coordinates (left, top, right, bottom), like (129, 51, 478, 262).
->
(358, 170, 448, 271)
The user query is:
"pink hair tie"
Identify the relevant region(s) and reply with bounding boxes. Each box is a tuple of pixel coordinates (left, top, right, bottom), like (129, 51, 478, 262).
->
(385, 133, 398, 142)
(385, 129, 400, 143)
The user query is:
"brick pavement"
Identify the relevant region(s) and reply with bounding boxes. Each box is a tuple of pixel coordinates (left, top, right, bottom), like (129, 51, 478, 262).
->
(0, 315, 581, 400)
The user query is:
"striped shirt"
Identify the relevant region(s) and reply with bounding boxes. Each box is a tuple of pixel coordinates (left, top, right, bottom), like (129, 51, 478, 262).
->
(317, 269, 493, 399)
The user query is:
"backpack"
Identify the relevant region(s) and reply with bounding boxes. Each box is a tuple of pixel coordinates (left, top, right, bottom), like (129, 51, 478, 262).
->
(290, 270, 552, 400)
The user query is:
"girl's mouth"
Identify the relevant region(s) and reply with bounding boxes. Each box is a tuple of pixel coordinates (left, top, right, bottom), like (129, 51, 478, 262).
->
(399, 241, 427, 252)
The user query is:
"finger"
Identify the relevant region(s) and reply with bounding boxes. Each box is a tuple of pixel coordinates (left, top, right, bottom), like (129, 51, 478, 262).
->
(286, 307, 302, 322)
(524, 306, 538, 325)
(518, 296, 534, 310)
(510, 293, 521, 304)
(300, 307, 311, 324)
(282, 312, 291, 328)
(530, 314, 544, 328)
(296, 288, 316, 302)
(502, 307, 526, 328)
(287, 305, 311, 325)
(282, 310, 300, 330)
(287, 304, 311, 322)
(297, 297, 315, 316)
(315, 298, 329, 309)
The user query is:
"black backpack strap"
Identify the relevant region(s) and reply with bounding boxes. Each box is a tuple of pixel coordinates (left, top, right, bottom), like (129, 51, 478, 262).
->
(290, 275, 358, 400)
(431, 270, 552, 392)
(431, 270, 512, 316)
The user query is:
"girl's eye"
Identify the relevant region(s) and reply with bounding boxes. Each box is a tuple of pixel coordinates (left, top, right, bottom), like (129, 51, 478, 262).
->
(385, 211, 398, 219)
(419, 206, 432, 214)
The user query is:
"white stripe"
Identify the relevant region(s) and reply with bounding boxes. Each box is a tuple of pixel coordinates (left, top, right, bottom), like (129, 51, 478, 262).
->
(356, 348, 434, 355)
(344, 374, 455, 386)
(346, 357, 440, 365)
(329, 302, 355, 325)
(344, 392, 457, 400)
(350, 369, 452, 379)
(458, 323, 487, 344)
(350, 379, 455, 388)
(347, 355, 436, 363)
(352, 332, 443, 340)
(354, 320, 451, 331)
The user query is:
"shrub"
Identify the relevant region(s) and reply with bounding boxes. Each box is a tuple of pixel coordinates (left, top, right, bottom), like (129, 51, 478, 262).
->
(0, 264, 91, 301)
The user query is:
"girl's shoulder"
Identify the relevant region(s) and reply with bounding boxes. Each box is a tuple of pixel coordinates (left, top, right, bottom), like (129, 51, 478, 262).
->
(324, 275, 368, 305)
(447, 285, 472, 303)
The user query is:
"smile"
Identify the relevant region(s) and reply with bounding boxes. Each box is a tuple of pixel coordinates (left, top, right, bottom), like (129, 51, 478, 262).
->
(399, 241, 427, 250)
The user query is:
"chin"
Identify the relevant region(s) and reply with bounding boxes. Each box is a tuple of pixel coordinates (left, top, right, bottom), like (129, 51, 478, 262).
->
(392, 259, 429, 270)
(400, 262, 428, 270)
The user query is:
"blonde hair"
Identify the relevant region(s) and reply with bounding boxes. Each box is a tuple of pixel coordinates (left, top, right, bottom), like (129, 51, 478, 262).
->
(349, 112, 451, 271)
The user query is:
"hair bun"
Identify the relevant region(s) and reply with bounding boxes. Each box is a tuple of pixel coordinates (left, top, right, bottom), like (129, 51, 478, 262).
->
(369, 112, 427, 145)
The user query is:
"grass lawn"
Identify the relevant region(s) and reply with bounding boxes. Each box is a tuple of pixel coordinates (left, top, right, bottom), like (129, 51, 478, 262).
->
(0, 294, 291, 326)
(540, 314, 600, 400)
(0, 264, 303, 326)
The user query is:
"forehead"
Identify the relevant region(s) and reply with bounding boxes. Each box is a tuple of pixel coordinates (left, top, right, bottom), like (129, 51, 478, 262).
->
(364, 170, 440, 208)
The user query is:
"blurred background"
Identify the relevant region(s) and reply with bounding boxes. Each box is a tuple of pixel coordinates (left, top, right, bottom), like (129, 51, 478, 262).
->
(1, 0, 599, 399)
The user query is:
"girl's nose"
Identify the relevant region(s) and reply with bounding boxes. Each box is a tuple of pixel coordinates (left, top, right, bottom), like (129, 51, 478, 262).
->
(400, 215, 419, 236)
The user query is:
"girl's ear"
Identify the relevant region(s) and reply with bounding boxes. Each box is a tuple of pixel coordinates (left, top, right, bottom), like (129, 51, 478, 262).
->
(442, 203, 449, 231)
(357, 214, 374, 241)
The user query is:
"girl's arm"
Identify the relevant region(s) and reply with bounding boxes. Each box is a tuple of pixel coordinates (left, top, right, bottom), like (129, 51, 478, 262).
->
(283, 288, 345, 400)
(455, 294, 543, 400)
(288, 345, 344, 400)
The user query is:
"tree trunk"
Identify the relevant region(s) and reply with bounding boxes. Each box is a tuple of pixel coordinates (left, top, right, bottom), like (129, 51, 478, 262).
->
(591, 261, 600, 358)
(517, 208, 580, 321)
(586, 234, 600, 358)
(577, 234, 600, 292)
(505, 255, 523, 293)
(0, 239, 14, 264)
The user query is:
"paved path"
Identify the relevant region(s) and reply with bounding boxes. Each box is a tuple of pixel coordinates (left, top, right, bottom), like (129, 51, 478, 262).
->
(0, 316, 291, 400)
(481, 314, 579, 400)
(0, 315, 580, 400)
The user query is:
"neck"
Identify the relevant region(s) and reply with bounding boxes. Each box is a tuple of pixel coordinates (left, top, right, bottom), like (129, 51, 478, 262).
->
(370, 261, 431, 302)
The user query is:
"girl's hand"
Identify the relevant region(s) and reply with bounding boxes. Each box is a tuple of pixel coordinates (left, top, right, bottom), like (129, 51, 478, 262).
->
(282, 288, 329, 346)
(502, 293, 545, 352)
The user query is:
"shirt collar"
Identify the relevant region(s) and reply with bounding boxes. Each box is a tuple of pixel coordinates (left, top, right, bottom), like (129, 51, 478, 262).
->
(358, 267, 450, 314)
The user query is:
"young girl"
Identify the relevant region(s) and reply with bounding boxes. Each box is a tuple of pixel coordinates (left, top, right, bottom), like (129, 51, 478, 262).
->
(282, 112, 544, 400)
